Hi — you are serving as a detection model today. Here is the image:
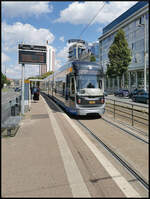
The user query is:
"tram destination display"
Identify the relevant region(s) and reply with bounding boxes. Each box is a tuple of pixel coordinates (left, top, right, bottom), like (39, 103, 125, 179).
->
(18, 44, 46, 64)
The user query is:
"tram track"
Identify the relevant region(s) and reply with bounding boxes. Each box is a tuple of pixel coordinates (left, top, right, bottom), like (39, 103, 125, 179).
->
(101, 117, 149, 144)
(42, 92, 149, 191)
(77, 119, 149, 191)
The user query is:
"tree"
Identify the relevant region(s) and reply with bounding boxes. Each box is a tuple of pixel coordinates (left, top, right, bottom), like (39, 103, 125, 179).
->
(106, 29, 131, 87)
(1, 72, 6, 88)
(90, 54, 96, 62)
(1, 72, 7, 88)
(6, 78, 11, 86)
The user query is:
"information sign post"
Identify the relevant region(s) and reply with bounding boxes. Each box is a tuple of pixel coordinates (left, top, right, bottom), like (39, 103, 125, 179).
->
(21, 63, 25, 115)
(18, 44, 47, 114)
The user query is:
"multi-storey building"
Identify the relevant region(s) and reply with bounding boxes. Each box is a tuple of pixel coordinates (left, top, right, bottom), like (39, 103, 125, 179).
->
(67, 39, 100, 62)
(68, 39, 87, 61)
(98, 1, 149, 92)
(89, 42, 100, 63)
(40, 45, 55, 75)
(46, 45, 55, 72)
(40, 64, 47, 75)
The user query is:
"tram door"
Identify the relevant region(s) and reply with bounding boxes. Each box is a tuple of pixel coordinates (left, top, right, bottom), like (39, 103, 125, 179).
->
(70, 76, 76, 108)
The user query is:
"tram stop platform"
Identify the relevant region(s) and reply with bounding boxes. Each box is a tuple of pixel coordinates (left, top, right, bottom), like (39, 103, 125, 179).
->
(2, 94, 141, 197)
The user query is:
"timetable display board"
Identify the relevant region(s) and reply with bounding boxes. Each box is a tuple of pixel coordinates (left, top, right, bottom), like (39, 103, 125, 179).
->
(18, 44, 46, 64)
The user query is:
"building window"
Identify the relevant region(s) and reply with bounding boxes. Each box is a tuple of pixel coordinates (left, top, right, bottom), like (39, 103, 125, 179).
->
(137, 71, 144, 88)
(139, 17, 142, 24)
(110, 78, 113, 88)
(131, 72, 136, 88)
(106, 78, 108, 88)
(114, 77, 117, 87)
(136, 17, 142, 26)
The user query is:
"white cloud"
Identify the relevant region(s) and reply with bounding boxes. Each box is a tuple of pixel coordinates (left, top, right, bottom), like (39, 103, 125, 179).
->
(2, 22, 55, 79)
(2, 2, 53, 18)
(54, 59, 62, 71)
(55, 1, 137, 25)
(55, 42, 78, 70)
(6, 64, 40, 79)
(59, 36, 65, 42)
(56, 42, 73, 61)
(2, 52, 10, 63)
(6, 65, 21, 79)
(2, 22, 55, 52)
(24, 65, 40, 79)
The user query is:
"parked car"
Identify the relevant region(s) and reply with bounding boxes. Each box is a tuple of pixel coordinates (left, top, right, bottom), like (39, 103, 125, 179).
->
(14, 87, 21, 92)
(104, 91, 108, 96)
(129, 88, 145, 98)
(132, 91, 149, 104)
(114, 89, 129, 97)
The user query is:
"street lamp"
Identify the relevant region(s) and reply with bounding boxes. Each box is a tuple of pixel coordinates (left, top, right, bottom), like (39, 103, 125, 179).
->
(137, 14, 147, 91)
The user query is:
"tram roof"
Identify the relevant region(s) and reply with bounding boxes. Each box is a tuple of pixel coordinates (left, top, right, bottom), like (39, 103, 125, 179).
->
(56, 60, 100, 73)
(44, 60, 101, 80)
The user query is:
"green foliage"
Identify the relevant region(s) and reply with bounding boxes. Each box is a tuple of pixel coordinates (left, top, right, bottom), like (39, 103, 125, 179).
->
(6, 78, 11, 85)
(90, 54, 96, 62)
(106, 29, 131, 78)
(27, 71, 53, 80)
(40, 71, 53, 79)
(1, 72, 6, 88)
(1, 72, 10, 88)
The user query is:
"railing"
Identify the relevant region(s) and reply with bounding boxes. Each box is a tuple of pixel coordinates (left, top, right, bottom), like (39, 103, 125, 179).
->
(105, 98, 149, 131)
(1, 94, 22, 137)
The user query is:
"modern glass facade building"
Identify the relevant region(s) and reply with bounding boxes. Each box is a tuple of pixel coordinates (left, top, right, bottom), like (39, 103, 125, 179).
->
(68, 43, 86, 61)
(98, 1, 149, 92)
(90, 42, 100, 63)
(68, 40, 100, 63)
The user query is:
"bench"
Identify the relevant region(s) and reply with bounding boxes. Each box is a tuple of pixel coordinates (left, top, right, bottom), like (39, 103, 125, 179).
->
(1, 116, 21, 137)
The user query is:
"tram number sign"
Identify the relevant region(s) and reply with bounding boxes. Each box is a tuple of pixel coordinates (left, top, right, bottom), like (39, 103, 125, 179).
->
(18, 44, 46, 64)
(79, 70, 98, 75)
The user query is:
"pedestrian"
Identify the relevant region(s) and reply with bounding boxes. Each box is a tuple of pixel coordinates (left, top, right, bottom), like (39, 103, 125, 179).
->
(33, 87, 39, 102)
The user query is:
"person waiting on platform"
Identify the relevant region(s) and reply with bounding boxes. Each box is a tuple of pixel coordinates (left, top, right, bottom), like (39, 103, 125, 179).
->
(33, 87, 40, 102)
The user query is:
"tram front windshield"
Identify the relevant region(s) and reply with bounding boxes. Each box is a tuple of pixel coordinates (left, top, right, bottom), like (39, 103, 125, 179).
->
(76, 75, 102, 91)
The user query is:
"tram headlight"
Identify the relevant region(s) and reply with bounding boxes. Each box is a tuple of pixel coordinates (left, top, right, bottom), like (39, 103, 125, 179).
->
(77, 98, 81, 104)
(100, 98, 105, 104)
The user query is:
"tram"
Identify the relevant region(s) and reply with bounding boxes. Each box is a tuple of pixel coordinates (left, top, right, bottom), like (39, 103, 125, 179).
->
(43, 60, 105, 116)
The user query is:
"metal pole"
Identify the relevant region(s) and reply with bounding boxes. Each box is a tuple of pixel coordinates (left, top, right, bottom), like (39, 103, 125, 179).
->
(128, 72, 131, 92)
(131, 104, 134, 126)
(114, 100, 115, 120)
(144, 14, 147, 91)
(5, 65, 6, 75)
(21, 63, 25, 115)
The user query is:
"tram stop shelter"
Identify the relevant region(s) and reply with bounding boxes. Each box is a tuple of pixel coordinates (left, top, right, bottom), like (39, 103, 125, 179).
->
(25, 79, 45, 112)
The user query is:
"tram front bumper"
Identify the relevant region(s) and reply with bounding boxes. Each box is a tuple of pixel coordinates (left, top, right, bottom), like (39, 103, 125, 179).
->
(76, 106, 105, 116)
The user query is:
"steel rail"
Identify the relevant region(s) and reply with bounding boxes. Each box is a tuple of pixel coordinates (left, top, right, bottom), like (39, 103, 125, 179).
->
(42, 92, 149, 190)
(77, 120, 149, 190)
(102, 117, 148, 144)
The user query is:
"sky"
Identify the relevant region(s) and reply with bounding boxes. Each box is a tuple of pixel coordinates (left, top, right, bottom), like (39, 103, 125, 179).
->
(2, 1, 138, 79)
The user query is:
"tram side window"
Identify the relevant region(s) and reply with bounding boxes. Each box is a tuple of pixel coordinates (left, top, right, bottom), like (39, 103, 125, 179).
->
(66, 74, 70, 88)
(99, 80, 102, 89)
(65, 74, 70, 99)
(71, 77, 75, 95)
(63, 82, 65, 96)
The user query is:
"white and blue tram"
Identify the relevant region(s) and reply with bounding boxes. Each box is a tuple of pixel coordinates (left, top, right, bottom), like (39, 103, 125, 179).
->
(44, 60, 105, 116)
